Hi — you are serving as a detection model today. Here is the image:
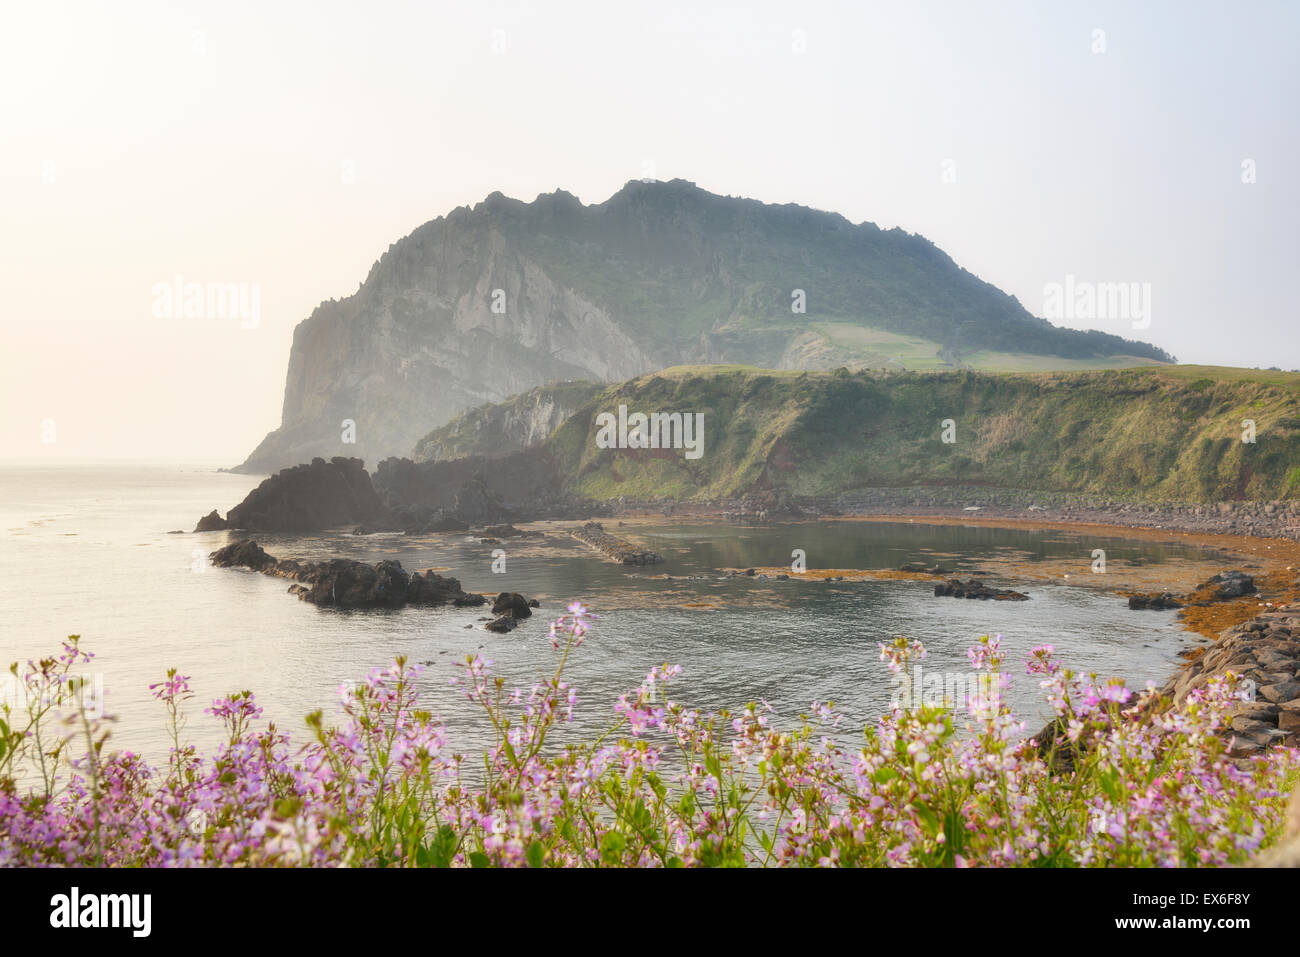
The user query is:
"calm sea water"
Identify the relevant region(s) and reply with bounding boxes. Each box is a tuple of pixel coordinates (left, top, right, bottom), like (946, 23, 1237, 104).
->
(0, 464, 1203, 764)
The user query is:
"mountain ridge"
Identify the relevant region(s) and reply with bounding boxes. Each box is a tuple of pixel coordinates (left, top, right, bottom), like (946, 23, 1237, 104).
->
(238, 179, 1172, 474)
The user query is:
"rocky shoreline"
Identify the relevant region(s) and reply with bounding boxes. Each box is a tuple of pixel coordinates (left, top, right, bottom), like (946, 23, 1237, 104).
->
(609, 487, 1300, 543)
(1150, 599, 1300, 757)
(192, 453, 1300, 546)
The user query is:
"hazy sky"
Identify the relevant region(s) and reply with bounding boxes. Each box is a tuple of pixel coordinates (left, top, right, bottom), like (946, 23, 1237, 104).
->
(2, 0, 1296, 462)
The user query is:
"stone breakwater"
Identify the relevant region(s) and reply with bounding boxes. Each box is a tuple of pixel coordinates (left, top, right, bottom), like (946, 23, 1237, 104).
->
(1157, 598, 1300, 867)
(569, 522, 662, 565)
(1151, 600, 1300, 757)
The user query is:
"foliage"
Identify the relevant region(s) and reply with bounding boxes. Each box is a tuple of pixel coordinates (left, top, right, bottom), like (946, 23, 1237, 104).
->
(2, 619, 1296, 868)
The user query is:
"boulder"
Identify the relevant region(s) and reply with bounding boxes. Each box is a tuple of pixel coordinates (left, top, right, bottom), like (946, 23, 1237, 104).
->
(1191, 570, 1256, 602)
(209, 540, 278, 571)
(491, 592, 533, 618)
(1259, 679, 1300, 704)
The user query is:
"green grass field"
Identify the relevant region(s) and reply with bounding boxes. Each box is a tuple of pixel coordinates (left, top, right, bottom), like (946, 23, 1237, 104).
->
(804, 321, 1166, 374)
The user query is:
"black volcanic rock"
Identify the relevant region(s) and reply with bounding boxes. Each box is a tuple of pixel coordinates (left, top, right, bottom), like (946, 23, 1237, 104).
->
(193, 509, 229, 532)
(372, 453, 567, 523)
(208, 539, 486, 611)
(210, 540, 278, 571)
(452, 478, 512, 524)
(393, 505, 469, 534)
(491, 592, 533, 618)
(408, 570, 487, 607)
(289, 558, 409, 609)
(934, 579, 1029, 601)
(1128, 592, 1183, 610)
(223, 457, 388, 533)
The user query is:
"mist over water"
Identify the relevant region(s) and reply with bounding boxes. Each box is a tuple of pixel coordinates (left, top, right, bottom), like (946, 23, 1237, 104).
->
(1, 465, 1201, 764)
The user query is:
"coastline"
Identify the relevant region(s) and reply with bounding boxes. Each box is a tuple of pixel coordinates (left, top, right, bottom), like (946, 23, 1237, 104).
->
(596, 503, 1300, 655)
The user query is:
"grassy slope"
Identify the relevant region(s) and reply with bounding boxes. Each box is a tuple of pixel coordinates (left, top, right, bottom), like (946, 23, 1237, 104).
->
(537, 365, 1300, 503)
(808, 322, 1164, 373)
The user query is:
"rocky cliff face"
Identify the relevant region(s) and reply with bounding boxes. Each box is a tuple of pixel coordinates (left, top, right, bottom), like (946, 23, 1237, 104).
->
(238, 179, 1172, 473)
(411, 381, 603, 462)
(240, 206, 654, 472)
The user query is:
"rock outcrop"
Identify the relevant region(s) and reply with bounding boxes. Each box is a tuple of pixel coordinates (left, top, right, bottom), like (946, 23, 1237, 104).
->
(491, 592, 533, 619)
(1128, 592, 1183, 610)
(1188, 570, 1257, 602)
(1127, 571, 1256, 612)
(209, 539, 488, 611)
(206, 457, 388, 533)
(193, 509, 229, 532)
(371, 452, 567, 518)
(484, 591, 535, 633)
(933, 579, 1029, 601)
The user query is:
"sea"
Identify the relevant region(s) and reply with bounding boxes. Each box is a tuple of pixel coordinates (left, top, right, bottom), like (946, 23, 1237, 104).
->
(0, 463, 1205, 765)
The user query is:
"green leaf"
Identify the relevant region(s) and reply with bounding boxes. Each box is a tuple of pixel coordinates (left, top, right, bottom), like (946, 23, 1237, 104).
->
(526, 840, 544, 868)
(600, 831, 626, 865)
(1097, 768, 1122, 803)
(469, 851, 491, 869)
(647, 773, 667, 802)
(912, 802, 941, 838)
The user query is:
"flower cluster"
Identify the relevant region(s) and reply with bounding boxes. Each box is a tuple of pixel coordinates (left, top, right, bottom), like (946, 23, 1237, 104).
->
(1, 622, 1296, 867)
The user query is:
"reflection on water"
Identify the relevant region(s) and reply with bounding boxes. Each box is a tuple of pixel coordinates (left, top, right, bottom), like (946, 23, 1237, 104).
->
(1, 466, 1202, 764)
